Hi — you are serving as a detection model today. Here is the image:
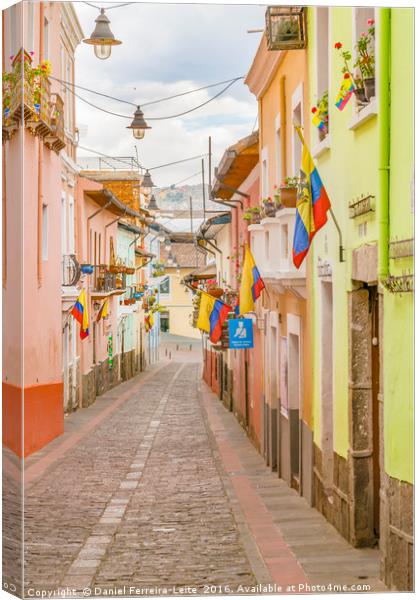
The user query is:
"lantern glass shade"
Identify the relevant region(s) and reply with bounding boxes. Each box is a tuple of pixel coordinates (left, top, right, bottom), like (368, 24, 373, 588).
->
(141, 170, 155, 191)
(83, 9, 122, 60)
(133, 128, 145, 140)
(265, 6, 307, 51)
(94, 43, 112, 60)
(164, 238, 172, 251)
(157, 231, 166, 243)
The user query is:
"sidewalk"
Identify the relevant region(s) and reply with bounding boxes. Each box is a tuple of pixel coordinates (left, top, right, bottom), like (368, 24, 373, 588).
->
(200, 381, 388, 593)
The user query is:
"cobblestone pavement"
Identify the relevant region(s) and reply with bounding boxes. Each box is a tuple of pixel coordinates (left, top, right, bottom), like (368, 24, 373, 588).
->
(17, 341, 387, 598)
(23, 360, 256, 596)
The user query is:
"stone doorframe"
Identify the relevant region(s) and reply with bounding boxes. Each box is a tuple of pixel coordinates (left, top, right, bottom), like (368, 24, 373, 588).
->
(347, 284, 383, 548)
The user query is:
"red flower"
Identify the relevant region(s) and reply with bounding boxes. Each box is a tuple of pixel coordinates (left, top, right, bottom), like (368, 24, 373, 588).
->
(344, 72, 350, 79)
(311, 107, 317, 113)
(334, 42, 342, 49)
(367, 18, 374, 26)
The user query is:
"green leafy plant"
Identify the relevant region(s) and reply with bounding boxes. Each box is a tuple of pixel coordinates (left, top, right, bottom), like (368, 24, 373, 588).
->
(354, 20, 375, 79)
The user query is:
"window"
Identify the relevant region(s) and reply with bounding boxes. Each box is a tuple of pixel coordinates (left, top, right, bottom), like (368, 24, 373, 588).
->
(68, 196, 75, 254)
(354, 8, 375, 101)
(43, 17, 49, 60)
(42, 204, 48, 261)
(61, 193, 67, 255)
(291, 83, 303, 176)
(316, 8, 329, 141)
(159, 276, 170, 295)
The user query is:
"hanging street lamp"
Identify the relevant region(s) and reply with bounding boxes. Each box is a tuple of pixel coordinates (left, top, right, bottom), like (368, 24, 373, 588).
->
(166, 252, 175, 266)
(164, 237, 172, 252)
(141, 170, 155, 194)
(127, 106, 151, 140)
(83, 8, 122, 60)
(147, 194, 159, 211)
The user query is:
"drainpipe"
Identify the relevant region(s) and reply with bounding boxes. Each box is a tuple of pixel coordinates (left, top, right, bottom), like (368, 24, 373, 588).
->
(378, 8, 391, 281)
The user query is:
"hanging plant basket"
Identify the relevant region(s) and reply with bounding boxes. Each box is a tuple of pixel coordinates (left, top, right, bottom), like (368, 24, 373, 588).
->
(124, 298, 131, 306)
(125, 267, 135, 275)
(109, 264, 121, 274)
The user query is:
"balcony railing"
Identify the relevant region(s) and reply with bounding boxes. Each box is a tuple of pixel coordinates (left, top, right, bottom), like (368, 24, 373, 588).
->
(62, 254, 81, 286)
(2, 48, 66, 154)
(91, 265, 127, 296)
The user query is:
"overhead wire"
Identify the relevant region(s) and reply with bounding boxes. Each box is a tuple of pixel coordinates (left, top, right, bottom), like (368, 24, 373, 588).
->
(65, 78, 241, 121)
(51, 75, 244, 110)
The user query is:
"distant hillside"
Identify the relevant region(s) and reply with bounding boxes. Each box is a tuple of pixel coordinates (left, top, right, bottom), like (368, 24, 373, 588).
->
(155, 184, 223, 212)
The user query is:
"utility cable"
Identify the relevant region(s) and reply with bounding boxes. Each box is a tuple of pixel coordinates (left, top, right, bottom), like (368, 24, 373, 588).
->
(67, 79, 240, 121)
(51, 75, 244, 109)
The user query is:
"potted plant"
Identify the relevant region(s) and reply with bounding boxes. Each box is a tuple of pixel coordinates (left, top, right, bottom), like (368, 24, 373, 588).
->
(334, 41, 369, 108)
(250, 206, 262, 224)
(243, 209, 253, 222)
(278, 177, 299, 208)
(354, 19, 375, 100)
(123, 298, 131, 306)
(207, 282, 224, 298)
(262, 197, 277, 218)
(125, 266, 135, 275)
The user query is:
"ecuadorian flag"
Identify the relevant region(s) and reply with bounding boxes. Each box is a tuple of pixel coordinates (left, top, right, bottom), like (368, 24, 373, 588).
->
(335, 76, 354, 111)
(239, 244, 265, 315)
(197, 292, 231, 343)
(292, 131, 331, 269)
(71, 289, 89, 339)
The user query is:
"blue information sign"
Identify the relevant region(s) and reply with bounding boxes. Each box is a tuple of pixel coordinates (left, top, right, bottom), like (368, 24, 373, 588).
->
(228, 318, 254, 349)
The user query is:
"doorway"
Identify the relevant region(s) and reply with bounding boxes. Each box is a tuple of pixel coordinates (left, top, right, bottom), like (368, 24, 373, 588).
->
(288, 332, 300, 491)
(270, 325, 278, 470)
(321, 281, 333, 490)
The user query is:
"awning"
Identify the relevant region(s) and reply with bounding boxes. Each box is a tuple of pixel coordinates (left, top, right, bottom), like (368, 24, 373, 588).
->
(135, 246, 155, 258)
(197, 212, 231, 241)
(183, 261, 217, 283)
(85, 188, 151, 223)
(211, 131, 259, 201)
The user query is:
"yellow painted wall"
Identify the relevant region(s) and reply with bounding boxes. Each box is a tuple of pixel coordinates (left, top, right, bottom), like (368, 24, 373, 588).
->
(160, 267, 201, 339)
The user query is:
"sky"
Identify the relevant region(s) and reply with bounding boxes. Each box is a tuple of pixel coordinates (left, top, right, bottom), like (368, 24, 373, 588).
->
(73, 1, 266, 188)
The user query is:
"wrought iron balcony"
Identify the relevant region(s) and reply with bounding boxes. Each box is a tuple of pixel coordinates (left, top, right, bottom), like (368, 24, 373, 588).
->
(62, 254, 81, 287)
(44, 93, 65, 152)
(90, 264, 127, 299)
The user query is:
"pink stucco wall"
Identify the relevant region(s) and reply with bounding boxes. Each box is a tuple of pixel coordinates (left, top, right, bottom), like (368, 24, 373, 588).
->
(75, 177, 119, 376)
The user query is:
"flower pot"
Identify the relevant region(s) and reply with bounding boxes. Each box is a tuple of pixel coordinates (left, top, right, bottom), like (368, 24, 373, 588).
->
(263, 202, 277, 218)
(80, 264, 93, 275)
(124, 299, 130, 306)
(363, 77, 375, 101)
(354, 87, 368, 107)
(279, 187, 298, 208)
(109, 264, 120, 274)
(251, 213, 261, 224)
(207, 287, 224, 298)
(125, 267, 135, 275)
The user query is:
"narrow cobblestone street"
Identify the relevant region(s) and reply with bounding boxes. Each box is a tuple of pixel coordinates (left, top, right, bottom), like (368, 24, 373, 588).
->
(15, 341, 387, 597)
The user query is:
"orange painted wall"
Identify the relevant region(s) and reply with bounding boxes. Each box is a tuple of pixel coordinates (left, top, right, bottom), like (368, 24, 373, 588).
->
(3, 382, 64, 457)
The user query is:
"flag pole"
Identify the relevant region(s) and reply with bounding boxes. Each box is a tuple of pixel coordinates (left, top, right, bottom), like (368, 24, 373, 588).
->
(293, 124, 345, 263)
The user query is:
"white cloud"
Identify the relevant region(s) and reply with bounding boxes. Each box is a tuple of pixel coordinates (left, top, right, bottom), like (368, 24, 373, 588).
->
(73, 1, 264, 187)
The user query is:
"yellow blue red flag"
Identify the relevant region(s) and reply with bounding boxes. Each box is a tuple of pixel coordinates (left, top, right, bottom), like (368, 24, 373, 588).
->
(292, 129, 331, 268)
(335, 76, 354, 111)
(71, 289, 89, 339)
(238, 244, 265, 315)
(197, 291, 231, 343)
(96, 298, 109, 322)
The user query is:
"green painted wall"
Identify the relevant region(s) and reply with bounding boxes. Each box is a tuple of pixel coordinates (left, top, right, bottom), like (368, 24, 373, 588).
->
(383, 8, 414, 483)
(308, 7, 413, 476)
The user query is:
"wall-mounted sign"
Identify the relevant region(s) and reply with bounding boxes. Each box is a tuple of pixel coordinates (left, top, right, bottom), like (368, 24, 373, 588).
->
(228, 318, 254, 349)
